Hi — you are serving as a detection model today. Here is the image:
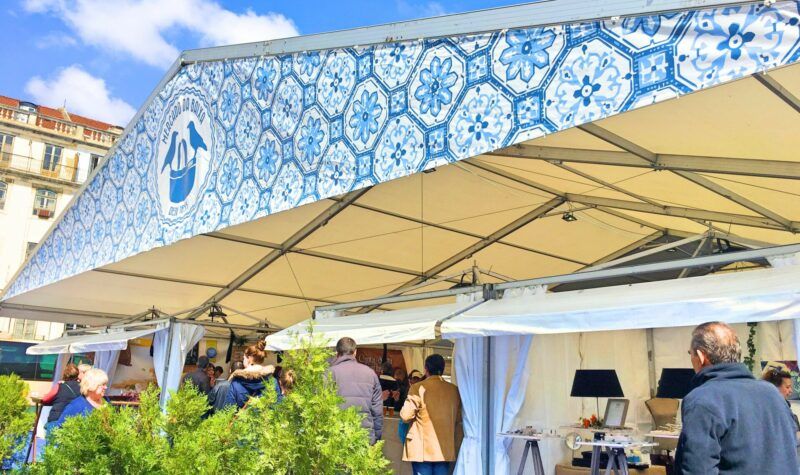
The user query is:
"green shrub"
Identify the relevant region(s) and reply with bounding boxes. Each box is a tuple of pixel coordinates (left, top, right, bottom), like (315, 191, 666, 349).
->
(0, 374, 35, 464)
(24, 328, 390, 474)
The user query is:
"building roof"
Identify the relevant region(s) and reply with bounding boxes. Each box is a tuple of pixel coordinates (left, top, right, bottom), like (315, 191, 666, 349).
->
(0, 94, 121, 131)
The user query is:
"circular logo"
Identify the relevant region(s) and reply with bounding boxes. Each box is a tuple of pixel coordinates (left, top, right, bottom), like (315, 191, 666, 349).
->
(155, 90, 214, 221)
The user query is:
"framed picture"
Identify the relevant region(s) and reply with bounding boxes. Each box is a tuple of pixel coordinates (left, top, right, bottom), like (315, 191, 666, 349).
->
(761, 361, 800, 400)
(603, 398, 629, 429)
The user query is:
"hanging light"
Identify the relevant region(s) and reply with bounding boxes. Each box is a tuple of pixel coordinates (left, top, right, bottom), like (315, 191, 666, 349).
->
(562, 211, 577, 222)
(208, 303, 227, 322)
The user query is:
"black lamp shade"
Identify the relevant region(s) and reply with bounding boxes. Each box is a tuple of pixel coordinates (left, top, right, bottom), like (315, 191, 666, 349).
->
(656, 368, 695, 399)
(570, 369, 624, 398)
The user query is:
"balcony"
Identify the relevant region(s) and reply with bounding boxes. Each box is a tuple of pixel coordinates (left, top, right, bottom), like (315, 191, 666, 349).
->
(0, 151, 81, 185)
(0, 103, 120, 147)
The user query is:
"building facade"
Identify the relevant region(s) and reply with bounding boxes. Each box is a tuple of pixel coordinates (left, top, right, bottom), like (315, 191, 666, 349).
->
(0, 95, 122, 343)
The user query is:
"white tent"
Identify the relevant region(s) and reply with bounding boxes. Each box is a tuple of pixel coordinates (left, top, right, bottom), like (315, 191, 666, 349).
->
(0, 0, 799, 473)
(25, 324, 167, 355)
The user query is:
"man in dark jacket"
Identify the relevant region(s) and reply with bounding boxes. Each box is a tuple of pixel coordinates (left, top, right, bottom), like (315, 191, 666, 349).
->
(183, 355, 212, 394)
(329, 337, 383, 444)
(675, 321, 799, 475)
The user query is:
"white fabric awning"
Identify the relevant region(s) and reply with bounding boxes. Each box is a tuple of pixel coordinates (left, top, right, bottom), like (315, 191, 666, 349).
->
(441, 264, 800, 338)
(26, 325, 166, 355)
(265, 301, 481, 350)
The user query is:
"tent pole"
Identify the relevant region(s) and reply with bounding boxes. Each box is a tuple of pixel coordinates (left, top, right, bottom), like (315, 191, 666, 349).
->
(482, 336, 492, 475)
(646, 329, 656, 398)
(159, 318, 176, 409)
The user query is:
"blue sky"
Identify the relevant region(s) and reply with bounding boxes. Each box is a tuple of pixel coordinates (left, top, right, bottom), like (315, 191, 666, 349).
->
(0, 0, 520, 126)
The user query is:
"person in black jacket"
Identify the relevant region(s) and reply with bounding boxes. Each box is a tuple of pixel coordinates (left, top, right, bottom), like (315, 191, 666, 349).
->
(675, 321, 799, 475)
(42, 363, 82, 435)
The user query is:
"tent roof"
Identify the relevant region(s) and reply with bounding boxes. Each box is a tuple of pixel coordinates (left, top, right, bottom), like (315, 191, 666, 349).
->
(265, 299, 481, 350)
(2, 1, 800, 332)
(442, 263, 800, 338)
(25, 323, 166, 355)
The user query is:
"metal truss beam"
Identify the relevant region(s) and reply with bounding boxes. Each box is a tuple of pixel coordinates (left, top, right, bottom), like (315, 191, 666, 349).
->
(357, 197, 565, 313)
(487, 144, 800, 180)
(755, 72, 800, 114)
(187, 188, 371, 319)
(578, 124, 797, 232)
(466, 160, 798, 231)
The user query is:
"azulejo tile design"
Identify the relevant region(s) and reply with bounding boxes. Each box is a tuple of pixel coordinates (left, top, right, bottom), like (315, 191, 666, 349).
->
(7, 2, 800, 299)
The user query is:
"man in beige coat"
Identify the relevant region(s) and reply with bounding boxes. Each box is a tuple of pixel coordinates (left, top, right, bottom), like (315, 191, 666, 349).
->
(400, 354, 462, 475)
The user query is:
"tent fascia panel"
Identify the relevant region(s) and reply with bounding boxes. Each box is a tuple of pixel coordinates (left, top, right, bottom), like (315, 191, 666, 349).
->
(182, 0, 758, 62)
(7, 2, 799, 302)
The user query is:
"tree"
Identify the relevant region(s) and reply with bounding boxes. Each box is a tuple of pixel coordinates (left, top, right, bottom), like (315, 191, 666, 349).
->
(24, 327, 390, 474)
(0, 374, 34, 467)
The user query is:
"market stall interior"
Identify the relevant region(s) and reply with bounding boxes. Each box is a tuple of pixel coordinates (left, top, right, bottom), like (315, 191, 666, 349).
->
(2, 0, 800, 473)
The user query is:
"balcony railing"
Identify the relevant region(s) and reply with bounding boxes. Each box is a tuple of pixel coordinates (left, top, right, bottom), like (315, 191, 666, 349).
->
(0, 103, 120, 146)
(0, 151, 82, 184)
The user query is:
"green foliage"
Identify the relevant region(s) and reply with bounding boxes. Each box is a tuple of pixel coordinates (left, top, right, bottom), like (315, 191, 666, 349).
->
(0, 374, 35, 464)
(23, 326, 390, 474)
(743, 322, 758, 372)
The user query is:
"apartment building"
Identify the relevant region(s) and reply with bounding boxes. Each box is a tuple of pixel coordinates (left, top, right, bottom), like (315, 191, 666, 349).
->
(0, 94, 122, 346)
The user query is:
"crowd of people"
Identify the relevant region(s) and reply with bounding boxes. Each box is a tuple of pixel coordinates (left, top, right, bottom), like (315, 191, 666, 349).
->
(40, 320, 800, 474)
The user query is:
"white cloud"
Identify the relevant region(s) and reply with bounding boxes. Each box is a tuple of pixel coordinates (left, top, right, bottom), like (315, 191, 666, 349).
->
(25, 65, 136, 126)
(35, 31, 77, 49)
(23, 0, 298, 68)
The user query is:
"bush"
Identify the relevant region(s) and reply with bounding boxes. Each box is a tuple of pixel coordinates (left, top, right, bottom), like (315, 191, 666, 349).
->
(0, 374, 35, 466)
(25, 329, 390, 474)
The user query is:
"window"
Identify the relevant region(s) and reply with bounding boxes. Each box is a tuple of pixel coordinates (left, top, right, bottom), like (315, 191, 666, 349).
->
(90, 154, 102, 172)
(25, 242, 37, 259)
(32, 188, 57, 217)
(0, 340, 57, 381)
(0, 133, 13, 163)
(0, 181, 6, 210)
(42, 144, 63, 172)
(13, 319, 35, 339)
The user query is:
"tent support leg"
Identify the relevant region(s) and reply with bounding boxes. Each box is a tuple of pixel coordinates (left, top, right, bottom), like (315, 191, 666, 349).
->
(482, 336, 493, 474)
(159, 319, 175, 409)
(646, 328, 656, 398)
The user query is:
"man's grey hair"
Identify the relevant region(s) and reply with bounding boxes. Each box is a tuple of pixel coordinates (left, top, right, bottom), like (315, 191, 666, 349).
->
(690, 321, 741, 364)
(336, 337, 357, 356)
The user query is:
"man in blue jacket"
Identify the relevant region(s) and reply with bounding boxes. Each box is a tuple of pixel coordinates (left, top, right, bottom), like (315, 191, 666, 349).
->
(675, 321, 799, 475)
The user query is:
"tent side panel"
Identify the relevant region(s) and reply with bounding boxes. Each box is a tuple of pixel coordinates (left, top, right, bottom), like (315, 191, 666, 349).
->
(7, 1, 800, 299)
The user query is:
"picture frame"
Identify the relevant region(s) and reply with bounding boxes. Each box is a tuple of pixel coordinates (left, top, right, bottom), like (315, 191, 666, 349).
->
(603, 398, 629, 429)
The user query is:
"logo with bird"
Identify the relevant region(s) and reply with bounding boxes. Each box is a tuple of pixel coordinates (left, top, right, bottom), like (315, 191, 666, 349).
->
(161, 120, 207, 203)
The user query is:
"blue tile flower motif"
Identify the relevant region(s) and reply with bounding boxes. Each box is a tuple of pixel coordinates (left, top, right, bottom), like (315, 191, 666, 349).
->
(349, 89, 384, 144)
(374, 41, 423, 88)
(230, 178, 259, 225)
(637, 51, 670, 87)
(271, 77, 304, 139)
(318, 51, 357, 116)
(218, 77, 242, 129)
(297, 114, 326, 169)
(134, 135, 151, 177)
(234, 101, 262, 158)
(192, 192, 222, 235)
(295, 51, 323, 82)
(254, 131, 282, 189)
(499, 28, 557, 82)
(414, 57, 458, 117)
(449, 84, 512, 157)
(217, 151, 243, 202)
(269, 163, 304, 212)
(375, 115, 425, 181)
(254, 62, 278, 102)
(545, 39, 633, 128)
(623, 16, 661, 36)
(317, 142, 357, 197)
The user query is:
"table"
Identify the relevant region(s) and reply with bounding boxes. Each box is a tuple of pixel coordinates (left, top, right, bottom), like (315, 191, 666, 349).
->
(499, 432, 547, 475)
(577, 440, 657, 475)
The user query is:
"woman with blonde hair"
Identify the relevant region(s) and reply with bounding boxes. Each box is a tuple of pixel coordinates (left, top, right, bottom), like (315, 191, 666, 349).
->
(52, 368, 108, 429)
(224, 340, 277, 408)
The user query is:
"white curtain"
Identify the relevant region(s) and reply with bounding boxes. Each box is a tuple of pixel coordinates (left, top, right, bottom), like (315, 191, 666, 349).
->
(767, 253, 800, 366)
(454, 337, 486, 475)
(152, 322, 205, 405)
(93, 350, 121, 385)
(491, 335, 534, 474)
(401, 347, 426, 375)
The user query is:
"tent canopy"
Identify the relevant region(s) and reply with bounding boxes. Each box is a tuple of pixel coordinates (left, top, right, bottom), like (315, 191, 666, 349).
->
(25, 323, 166, 355)
(265, 300, 481, 350)
(1, 0, 799, 332)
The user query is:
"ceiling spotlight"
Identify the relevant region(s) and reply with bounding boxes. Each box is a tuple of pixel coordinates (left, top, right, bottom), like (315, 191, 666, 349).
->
(208, 303, 227, 322)
(562, 211, 577, 222)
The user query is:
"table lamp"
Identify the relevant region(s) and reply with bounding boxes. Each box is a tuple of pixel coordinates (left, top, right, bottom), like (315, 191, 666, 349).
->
(570, 369, 624, 417)
(656, 368, 695, 399)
